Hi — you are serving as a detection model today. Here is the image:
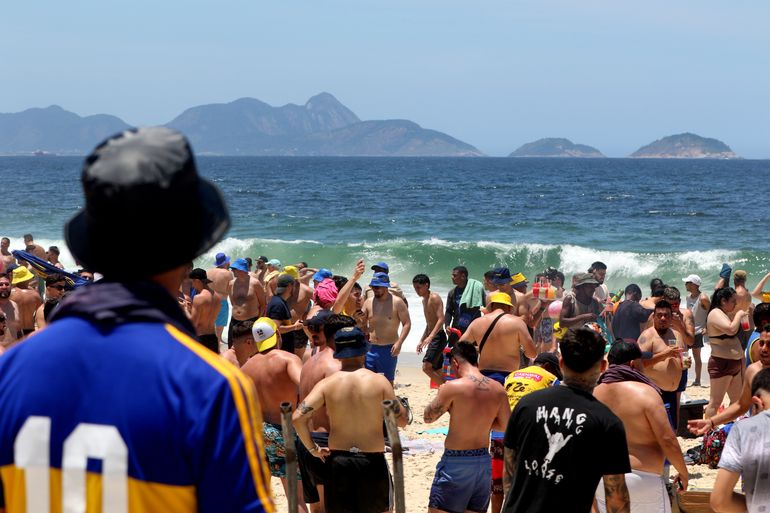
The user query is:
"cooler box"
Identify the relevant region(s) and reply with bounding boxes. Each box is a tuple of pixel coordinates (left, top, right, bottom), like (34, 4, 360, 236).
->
(677, 399, 708, 438)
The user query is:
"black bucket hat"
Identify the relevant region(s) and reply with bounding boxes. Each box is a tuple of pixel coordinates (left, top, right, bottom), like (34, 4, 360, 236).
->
(65, 127, 230, 278)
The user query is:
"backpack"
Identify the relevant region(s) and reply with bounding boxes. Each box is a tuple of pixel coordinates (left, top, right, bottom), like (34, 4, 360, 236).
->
(698, 423, 732, 469)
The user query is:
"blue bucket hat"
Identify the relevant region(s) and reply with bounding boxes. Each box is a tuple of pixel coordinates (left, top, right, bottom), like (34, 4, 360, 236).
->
(231, 258, 249, 273)
(369, 272, 391, 288)
(333, 327, 368, 359)
(312, 268, 333, 282)
(214, 252, 230, 267)
(490, 267, 512, 285)
(371, 262, 389, 273)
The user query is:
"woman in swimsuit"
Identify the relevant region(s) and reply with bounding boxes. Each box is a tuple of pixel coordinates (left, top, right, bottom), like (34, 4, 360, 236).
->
(705, 287, 748, 418)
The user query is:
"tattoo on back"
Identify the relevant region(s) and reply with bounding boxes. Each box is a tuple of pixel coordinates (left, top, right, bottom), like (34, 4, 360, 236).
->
(468, 375, 490, 390)
(298, 401, 314, 416)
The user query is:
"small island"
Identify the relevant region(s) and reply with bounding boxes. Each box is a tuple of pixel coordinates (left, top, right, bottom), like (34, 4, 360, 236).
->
(508, 138, 605, 158)
(630, 133, 739, 159)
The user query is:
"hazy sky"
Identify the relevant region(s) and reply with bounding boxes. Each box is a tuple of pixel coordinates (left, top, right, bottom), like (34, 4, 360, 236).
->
(3, 1, 769, 157)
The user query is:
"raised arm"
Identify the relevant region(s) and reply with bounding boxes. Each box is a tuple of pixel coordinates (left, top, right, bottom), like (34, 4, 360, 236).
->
(752, 272, 770, 300)
(333, 259, 365, 314)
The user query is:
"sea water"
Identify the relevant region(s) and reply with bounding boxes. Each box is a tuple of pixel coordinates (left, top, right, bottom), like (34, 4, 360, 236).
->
(2, 156, 769, 352)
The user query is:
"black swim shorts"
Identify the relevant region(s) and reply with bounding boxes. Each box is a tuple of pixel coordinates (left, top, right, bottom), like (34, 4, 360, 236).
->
(692, 333, 704, 349)
(325, 450, 391, 513)
(422, 331, 448, 370)
(297, 432, 329, 504)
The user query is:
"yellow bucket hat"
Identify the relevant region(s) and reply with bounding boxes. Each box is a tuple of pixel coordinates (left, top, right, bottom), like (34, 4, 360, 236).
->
(12, 266, 35, 285)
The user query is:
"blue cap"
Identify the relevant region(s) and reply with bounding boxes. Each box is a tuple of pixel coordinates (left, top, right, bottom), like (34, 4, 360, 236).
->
(214, 252, 230, 267)
(369, 272, 391, 288)
(371, 262, 389, 273)
(333, 327, 368, 359)
(490, 267, 512, 285)
(231, 258, 249, 273)
(312, 268, 333, 282)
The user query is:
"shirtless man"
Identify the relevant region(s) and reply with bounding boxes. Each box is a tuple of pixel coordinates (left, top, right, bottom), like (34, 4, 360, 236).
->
(460, 292, 536, 384)
(240, 317, 307, 513)
(34, 274, 66, 330)
(221, 320, 258, 367)
(293, 326, 407, 513)
(227, 257, 265, 347)
(594, 341, 688, 513)
(297, 312, 355, 512)
(490, 268, 532, 328)
(423, 341, 510, 513)
(46, 246, 65, 269)
(22, 234, 46, 260)
(363, 272, 411, 383)
(0, 238, 14, 270)
(510, 273, 538, 329)
(0, 275, 21, 347)
(186, 268, 222, 353)
(689, 325, 770, 436)
(9, 266, 42, 337)
(287, 266, 314, 358)
(637, 300, 685, 429)
(560, 272, 613, 343)
(364, 262, 408, 304)
(207, 252, 233, 345)
(413, 274, 447, 386)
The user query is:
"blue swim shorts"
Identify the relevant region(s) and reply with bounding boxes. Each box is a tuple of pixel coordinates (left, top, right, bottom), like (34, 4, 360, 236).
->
(215, 299, 229, 327)
(429, 448, 492, 513)
(366, 344, 398, 382)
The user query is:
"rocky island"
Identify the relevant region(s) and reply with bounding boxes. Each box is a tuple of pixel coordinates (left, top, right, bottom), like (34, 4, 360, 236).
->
(508, 138, 605, 158)
(630, 133, 739, 159)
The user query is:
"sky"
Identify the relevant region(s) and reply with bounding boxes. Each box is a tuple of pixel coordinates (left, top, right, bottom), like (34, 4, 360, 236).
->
(2, 1, 769, 157)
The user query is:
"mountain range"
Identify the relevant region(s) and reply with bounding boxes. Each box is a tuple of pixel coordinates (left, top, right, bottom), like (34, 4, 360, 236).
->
(0, 93, 483, 157)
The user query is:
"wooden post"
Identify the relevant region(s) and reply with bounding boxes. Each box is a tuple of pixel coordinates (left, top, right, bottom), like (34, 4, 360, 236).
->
(382, 399, 405, 513)
(281, 402, 298, 513)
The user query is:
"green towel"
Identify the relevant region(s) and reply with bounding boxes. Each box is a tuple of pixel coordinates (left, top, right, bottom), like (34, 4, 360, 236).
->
(460, 278, 484, 309)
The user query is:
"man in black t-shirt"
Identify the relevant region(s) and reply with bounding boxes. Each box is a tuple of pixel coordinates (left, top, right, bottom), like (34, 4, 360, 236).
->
(502, 328, 631, 513)
(612, 283, 653, 342)
(267, 274, 303, 353)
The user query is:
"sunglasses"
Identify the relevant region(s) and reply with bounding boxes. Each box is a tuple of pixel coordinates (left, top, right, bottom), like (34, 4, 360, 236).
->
(48, 284, 65, 291)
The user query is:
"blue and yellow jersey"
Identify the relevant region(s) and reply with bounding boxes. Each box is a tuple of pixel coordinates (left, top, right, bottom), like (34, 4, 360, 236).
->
(0, 318, 274, 513)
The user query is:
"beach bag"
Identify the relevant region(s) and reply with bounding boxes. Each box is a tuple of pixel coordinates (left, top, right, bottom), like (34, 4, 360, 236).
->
(698, 424, 730, 469)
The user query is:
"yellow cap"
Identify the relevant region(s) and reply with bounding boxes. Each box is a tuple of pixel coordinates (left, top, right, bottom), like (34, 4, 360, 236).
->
(252, 317, 279, 353)
(488, 292, 514, 307)
(11, 266, 35, 285)
(510, 273, 528, 287)
(282, 266, 300, 280)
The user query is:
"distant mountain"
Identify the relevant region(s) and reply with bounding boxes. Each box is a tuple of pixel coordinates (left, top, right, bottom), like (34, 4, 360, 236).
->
(508, 138, 605, 158)
(0, 105, 130, 154)
(631, 133, 739, 159)
(0, 93, 482, 156)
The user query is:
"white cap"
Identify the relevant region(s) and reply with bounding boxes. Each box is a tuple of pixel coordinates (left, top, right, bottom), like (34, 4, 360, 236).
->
(682, 274, 702, 286)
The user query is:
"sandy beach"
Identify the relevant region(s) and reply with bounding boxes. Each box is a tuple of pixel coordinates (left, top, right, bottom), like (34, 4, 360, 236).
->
(270, 350, 724, 512)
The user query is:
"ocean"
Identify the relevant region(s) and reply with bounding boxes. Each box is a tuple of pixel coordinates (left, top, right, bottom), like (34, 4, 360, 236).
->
(2, 156, 769, 351)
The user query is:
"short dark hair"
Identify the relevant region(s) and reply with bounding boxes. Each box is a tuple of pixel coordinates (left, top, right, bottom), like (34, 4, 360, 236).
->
(452, 266, 468, 277)
(1, 237, 9, 244)
(450, 341, 478, 366)
(589, 261, 607, 272)
(352, 282, 362, 291)
(231, 321, 255, 342)
(663, 286, 681, 302)
(245, 257, 252, 268)
(753, 302, 770, 329)
(553, 271, 565, 284)
(332, 275, 348, 292)
(607, 340, 642, 365)
(45, 273, 65, 286)
(560, 328, 605, 373)
(323, 314, 357, 344)
(483, 270, 496, 280)
(412, 274, 430, 286)
(48, 246, 60, 256)
(23, 234, 33, 242)
(624, 284, 642, 299)
(651, 286, 666, 298)
(751, 368, 770, 397)
(650, 278, 664, 292)
(655, 299, 673, 312)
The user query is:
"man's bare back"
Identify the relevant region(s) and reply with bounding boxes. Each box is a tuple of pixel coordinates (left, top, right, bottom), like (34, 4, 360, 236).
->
(425, 371, 509, 450)
(229, 275, 263, 320)
(638, 326, 683, 392)
(299, 347, 342, 432)
(10, 288, 42, 332)
(303, 368, 400, 452)
(190, 288, 222, 336)
(241, 349, 302, 424)
(460, 311, 536, 373)
(207, 267, 232, 296)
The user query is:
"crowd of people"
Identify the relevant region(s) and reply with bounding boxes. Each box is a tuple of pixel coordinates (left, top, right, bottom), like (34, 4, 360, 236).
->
(1, 128, 769, 513)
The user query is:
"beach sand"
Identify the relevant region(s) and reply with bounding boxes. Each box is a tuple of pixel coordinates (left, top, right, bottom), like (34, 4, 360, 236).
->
(269, 356, 725, 512)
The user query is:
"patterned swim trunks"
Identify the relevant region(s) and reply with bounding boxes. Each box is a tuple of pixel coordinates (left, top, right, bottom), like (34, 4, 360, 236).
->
(263, 421, 302, 480)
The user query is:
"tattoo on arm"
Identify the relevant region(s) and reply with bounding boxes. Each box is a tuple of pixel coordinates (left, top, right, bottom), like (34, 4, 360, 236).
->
(298, 401, 315, 416)
(603, 474, 630, 513)
(503, 447, 516, 498)
(423, 398, 447, 423)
